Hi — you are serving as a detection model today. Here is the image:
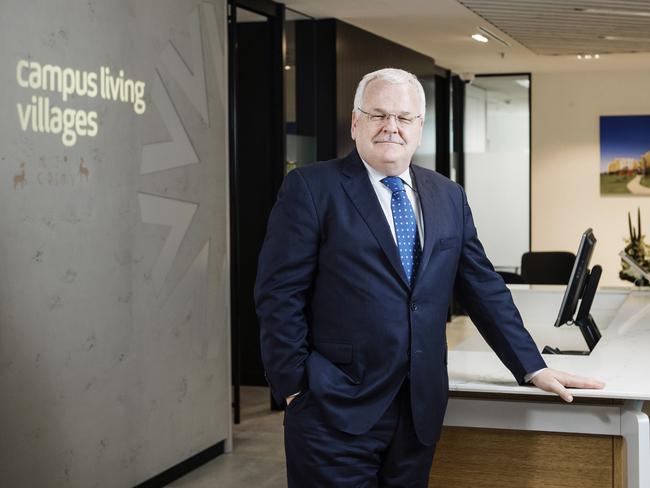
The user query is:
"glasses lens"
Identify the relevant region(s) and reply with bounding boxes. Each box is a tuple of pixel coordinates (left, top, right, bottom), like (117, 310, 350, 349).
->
(360, 109, 418, 126)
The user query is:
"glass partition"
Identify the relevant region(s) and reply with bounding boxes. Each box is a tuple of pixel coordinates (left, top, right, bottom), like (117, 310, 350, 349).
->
(284, 9, 317, 173)
(464, 74, 530, 272)
(412, 77, 436, 171)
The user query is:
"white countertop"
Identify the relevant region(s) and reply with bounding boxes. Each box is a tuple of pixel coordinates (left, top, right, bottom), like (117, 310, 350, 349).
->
(448, 288, 650, 401)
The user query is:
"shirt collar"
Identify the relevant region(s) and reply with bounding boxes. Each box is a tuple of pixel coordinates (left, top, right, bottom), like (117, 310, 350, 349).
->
(361, 158, 414, 190)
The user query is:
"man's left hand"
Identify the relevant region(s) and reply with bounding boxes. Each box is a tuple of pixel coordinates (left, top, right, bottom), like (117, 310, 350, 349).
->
(530, 368, 605, 402)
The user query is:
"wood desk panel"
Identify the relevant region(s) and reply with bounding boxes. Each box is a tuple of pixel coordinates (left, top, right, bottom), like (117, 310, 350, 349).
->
(429, 427, 623, 488)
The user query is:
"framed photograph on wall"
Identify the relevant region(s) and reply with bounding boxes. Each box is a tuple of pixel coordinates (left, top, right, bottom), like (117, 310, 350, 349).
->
(600, 115, 650, 195)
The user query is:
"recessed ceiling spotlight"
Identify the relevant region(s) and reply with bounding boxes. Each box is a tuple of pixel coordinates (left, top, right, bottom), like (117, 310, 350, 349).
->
(595, 54, 600, 59)
(577, 54, 583, 59)
(585, 54, 592, 59)
(284, 65, 292, 71)
(471, 33, 488, 43)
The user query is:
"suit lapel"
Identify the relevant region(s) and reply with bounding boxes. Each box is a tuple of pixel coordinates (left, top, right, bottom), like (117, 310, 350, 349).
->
(340, 151, 410, 289)
(411, 165, 442, 285)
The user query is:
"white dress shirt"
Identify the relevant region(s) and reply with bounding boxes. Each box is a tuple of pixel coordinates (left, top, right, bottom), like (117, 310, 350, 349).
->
(361, 160, 424, 249)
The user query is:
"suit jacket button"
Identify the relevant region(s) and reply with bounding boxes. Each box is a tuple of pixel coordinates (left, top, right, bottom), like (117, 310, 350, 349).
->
(410, 302, 418, 311)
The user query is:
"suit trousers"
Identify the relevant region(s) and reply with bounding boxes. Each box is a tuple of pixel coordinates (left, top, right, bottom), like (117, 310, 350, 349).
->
(284, 379, 437, 488)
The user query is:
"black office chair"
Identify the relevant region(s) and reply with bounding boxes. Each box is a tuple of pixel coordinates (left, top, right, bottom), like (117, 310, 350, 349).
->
(497, 271, 525, 284)
(520, 251, 576, 285)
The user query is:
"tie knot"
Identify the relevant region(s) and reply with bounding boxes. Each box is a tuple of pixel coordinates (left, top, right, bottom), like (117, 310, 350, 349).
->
(381, 176, 405, 193)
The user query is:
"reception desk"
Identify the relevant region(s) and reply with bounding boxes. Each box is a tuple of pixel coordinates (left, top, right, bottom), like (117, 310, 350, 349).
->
(430, 287, 650, 488)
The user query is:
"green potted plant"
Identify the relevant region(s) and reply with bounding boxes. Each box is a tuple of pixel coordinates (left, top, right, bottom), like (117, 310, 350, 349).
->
(620, 208, 650, 286)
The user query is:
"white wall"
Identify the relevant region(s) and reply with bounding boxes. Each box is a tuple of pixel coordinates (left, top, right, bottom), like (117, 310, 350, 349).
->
(532, 70, 650, 287)
(465, 84, 487, 153)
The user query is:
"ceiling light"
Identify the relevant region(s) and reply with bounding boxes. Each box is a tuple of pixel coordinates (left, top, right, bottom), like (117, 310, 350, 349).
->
(284, 65, 292, 71)
(471, 33, 488, 43)
(574, 7, 650, 17)
(602, 35, 650, 42)
(576, 54, 600, 60)
(478, 26, 511, 47)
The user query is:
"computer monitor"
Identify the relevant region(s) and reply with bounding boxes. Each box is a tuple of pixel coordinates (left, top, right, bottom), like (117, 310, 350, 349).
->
(543, 228, 602, 355)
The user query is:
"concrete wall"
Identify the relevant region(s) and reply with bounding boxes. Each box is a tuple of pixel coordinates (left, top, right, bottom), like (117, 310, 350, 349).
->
(0, 1, 230, 486)
(532, 70, 650, 287)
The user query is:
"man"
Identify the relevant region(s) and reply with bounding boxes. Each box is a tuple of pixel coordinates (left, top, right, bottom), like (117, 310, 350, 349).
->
(254, 68, 604, 487)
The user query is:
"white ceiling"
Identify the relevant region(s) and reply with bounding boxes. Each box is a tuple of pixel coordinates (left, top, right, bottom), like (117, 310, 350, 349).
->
(282, 0, 650, 74)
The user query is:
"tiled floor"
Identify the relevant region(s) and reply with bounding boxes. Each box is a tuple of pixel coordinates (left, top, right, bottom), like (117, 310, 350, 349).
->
(170, 386, 286, 488)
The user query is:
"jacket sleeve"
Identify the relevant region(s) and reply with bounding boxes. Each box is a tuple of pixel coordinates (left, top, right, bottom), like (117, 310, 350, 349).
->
(254, 169, 320, 403)
(454, 185, 547, 384)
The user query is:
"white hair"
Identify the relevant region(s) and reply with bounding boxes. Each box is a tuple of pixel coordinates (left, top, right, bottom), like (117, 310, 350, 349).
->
(353, 68, 426, 118)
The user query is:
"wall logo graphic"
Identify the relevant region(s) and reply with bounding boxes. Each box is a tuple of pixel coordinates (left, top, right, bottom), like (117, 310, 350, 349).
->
(79, 158, 90, 181)
(13, 162, 26, 189)
(15, 60, 147, 147)
(12, 157, 93, 189)
(138, 1, 225, 307)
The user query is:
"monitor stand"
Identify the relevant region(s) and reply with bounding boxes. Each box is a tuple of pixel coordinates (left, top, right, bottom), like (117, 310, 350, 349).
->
(541, 345, 590, 356)
(542, 265, 602, 356)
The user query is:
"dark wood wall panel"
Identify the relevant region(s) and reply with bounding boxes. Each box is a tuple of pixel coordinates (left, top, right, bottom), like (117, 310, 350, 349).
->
(435, 74, 451, 178)
(314, 20, 337, 161)
(332, 21, 440, 158)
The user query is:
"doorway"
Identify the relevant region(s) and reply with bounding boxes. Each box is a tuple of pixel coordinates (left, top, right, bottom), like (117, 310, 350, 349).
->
(228, 0, 285, 423)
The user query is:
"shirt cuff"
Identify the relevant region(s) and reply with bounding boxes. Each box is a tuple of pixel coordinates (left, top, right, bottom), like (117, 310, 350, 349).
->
(524, 368, 546, 383)
(286, 391, 301, 400)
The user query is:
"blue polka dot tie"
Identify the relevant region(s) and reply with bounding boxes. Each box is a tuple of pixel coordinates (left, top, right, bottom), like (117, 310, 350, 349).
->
(381, 176, 421, 286)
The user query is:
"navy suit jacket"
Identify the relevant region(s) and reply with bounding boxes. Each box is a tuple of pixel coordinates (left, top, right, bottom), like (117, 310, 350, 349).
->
(254, 149, 546, 445)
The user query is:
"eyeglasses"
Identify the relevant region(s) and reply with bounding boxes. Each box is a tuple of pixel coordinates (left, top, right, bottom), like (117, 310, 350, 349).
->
(357, 107, 422, 127)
